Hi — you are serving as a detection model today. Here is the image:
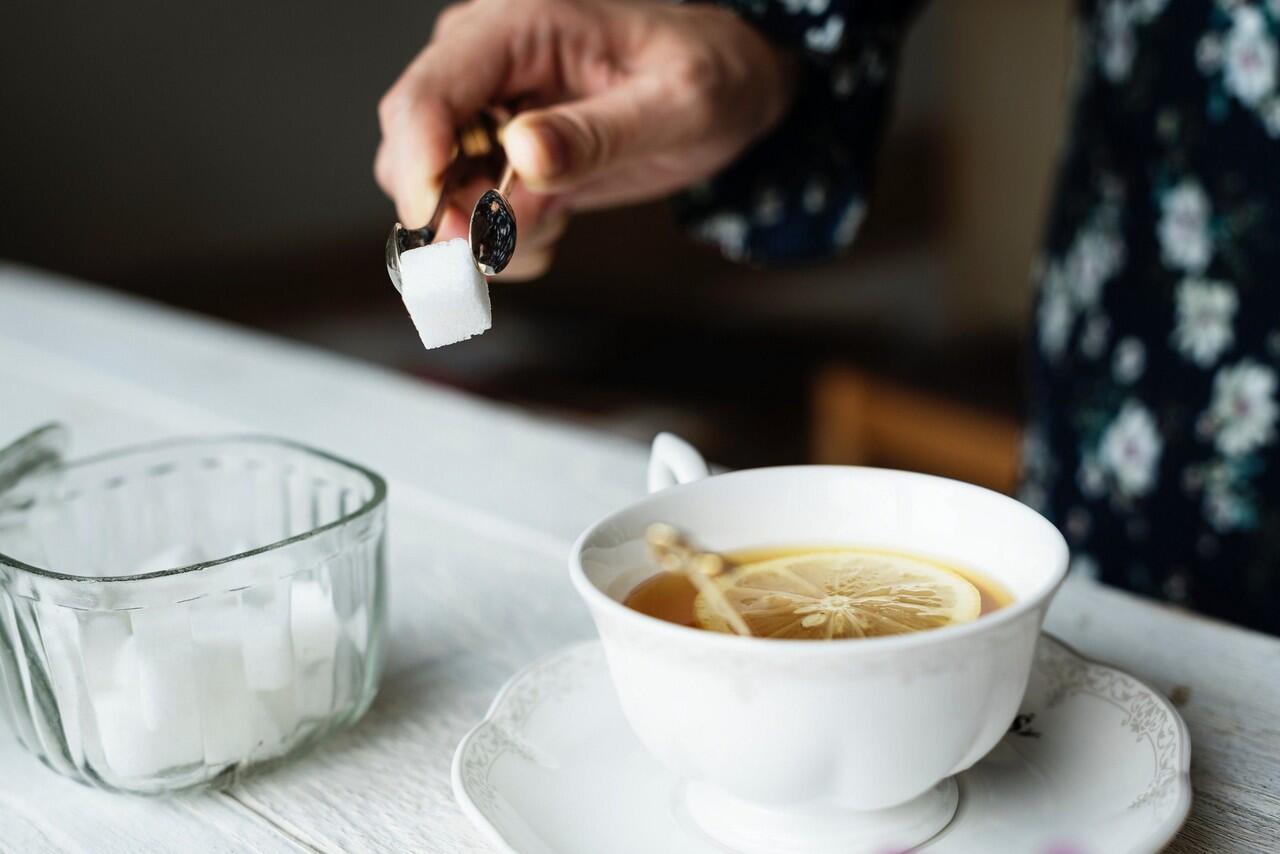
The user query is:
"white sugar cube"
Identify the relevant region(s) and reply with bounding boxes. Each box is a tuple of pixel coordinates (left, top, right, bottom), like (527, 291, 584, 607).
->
(291, 582, 339, 719)
(295, 658, 336, 721)
(190, 597, 256, 765)
(130, 612, 202, 756)
(93, 690, 197, 780)
(345, 604, 369, 654)
(291, 581, 339, 664)
(241, 582, 294, 691)
(77, 611, 133, 692)
(36, 602, 85, 763)
(248, 691, 292, 757)
(93, 637, 201, 779)
(400, 238, 491, 348)
(195, 641, 257, 765)
(190, 594, 242, 645)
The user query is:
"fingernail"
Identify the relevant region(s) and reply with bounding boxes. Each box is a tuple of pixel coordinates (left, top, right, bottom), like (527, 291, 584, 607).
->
(508, 119, 569, 183)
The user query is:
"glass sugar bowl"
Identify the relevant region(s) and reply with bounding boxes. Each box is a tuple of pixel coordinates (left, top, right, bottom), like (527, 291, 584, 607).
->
(0, 425, 387, 794)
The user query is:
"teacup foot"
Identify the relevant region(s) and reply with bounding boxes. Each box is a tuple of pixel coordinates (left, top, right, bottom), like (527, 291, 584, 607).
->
(679, 778, 958, 854)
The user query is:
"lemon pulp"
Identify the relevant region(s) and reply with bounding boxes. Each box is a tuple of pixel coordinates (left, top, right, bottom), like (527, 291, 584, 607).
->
(694, 551, 983, 639)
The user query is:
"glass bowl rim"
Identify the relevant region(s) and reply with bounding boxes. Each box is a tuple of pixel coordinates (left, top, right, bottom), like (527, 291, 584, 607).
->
(0, 433, 387, 584)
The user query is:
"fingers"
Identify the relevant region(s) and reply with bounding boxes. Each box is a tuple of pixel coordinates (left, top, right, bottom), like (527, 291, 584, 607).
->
(496, 210, 569, 280)
(376, 2, 513, 227)
(502, 74, 681, 193)
(374, 98, 455, 227)
(377, 0, 666, 225)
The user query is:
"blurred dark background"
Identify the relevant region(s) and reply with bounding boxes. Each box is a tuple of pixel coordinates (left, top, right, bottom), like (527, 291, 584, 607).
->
(0, 1, 1074, 484)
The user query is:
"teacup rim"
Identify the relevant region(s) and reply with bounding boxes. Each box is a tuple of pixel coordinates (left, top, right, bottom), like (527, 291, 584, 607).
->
(569, 464, 1070, 656)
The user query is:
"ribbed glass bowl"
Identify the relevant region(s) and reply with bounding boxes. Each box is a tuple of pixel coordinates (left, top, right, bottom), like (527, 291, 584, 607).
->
(0, 427, 387, 794)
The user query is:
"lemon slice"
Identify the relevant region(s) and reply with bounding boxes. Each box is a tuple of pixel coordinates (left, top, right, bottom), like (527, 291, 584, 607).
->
(694, 551, 982, 639)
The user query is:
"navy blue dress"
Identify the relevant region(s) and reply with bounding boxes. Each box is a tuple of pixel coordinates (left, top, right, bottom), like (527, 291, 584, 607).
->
(683, 0, 1280, 635)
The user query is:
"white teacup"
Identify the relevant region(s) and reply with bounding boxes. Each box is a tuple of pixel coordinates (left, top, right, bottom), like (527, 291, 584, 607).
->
(570, 434, 1069, 853)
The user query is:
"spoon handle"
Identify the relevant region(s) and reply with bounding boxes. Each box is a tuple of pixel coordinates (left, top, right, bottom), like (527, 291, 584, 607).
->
(496, 163, 516, 197)
(645, 524, 753, 637)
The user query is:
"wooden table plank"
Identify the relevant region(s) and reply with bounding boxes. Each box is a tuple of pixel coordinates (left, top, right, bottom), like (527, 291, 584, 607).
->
(2, 265, 1278, 851)
(0, 732, 305, 853)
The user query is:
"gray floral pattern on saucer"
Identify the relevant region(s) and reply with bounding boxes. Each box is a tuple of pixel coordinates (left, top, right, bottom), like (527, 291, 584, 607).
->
(453, 634, 1192, 853)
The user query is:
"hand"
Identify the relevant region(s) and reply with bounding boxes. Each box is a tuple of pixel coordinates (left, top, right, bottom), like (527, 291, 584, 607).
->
(375, 0, 796, 279)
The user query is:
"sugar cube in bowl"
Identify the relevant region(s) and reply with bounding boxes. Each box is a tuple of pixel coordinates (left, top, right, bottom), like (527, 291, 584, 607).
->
(0, 431, 387, 794)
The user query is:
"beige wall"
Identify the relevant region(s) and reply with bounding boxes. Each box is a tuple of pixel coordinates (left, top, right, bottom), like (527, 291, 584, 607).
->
(929, 0, 1076, 332)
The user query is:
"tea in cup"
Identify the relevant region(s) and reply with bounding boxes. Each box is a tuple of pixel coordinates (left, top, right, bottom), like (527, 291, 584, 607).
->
(569, 434, 1069, 853)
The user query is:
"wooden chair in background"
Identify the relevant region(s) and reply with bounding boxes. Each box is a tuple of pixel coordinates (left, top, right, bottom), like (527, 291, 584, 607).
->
(811, 366, 1023, 495)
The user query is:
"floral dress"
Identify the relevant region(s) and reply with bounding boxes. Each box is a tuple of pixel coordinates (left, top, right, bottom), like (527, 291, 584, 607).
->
(684, 0, 1280, 635)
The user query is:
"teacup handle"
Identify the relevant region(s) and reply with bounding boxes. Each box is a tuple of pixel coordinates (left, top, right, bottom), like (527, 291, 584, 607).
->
(647, 432, 710, 493)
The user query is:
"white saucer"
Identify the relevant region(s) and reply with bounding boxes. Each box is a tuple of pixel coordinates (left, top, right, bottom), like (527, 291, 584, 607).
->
(453, 634, 1191, 853)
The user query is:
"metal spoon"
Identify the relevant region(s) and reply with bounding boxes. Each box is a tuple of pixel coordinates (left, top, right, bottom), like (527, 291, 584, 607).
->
(385, 110, 518, 291)
(384, 190, 450, 295)
(645, 523, 753, 637)
(469, 164, 518, 276)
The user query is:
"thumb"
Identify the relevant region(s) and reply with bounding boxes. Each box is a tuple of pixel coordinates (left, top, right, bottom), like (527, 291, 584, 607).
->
(503, 81, 666, 192)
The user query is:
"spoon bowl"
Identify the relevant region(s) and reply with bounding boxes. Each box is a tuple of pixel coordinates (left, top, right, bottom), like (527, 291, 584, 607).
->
(469, 179, 517, 276)
(385, 109, 518, 288)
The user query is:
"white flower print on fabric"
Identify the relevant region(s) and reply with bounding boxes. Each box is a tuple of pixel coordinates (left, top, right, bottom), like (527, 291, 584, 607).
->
(832, 199, 866, 247)
(1223, 6, 1277, 107)
(1172, 278, 1238, 366)
(1037, 201, 1126, 363)
(1264, 96, 1280, 134)
(780, 0, 829, 14)
(1158, 180, 1213, 273)
(1038, 265, 1074, 360)
(1065, 225, 1126, 306)
(1099, 1, 1138, 81)
(1078, 455, 1108, 498)
(1068, 554, 1101, 580)
(694, 213, 750, 261)
(802, 179, 827, 214)
(805, 15, 844, 53)
(1080, 315, 1111, 360)
(753, 188, 784, 226)
(1098, 401, 1163, 497)
(1113, 336, 1147, 383)
(1097, 0, 1169, 82)
(1206, 481, 1253, 531)
(1018, 425, 1054, 513)
(1199, 5, 1280, 136)
(1202, 359, 1279, 456)
(862, 50, 887, 83)
(1186, 457, 1262, 533)
(1065, 506, 1093, 541)
(1198, 31, 1225, 73)
(831, 62, 856, 97)
(1163, 570, 1190, 602)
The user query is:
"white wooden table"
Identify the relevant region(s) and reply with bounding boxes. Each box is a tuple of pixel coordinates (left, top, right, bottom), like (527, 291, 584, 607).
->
(0, 265, 1276, 853)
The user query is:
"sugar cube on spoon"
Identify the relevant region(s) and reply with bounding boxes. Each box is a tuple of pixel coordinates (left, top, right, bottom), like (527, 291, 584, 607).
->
(399, 238, 492, 349)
